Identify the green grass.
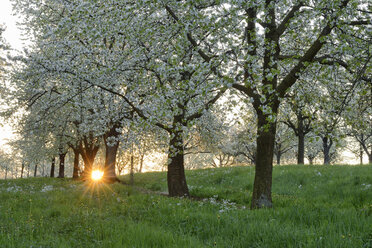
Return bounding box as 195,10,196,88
0,165,371,247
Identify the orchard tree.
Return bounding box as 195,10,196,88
158,0,370,207
281,81,317,164
274,122,296,165
344,84,372,164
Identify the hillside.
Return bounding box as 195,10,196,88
0,165,371,247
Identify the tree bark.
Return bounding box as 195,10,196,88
139,154,144,173
276,151,281,165
297,129,305,164
72,149,80,179
103,124,121,183
251,111,277,209
167,130,189,197
130,153,134,185
359,144,363,165
21,162,25,178
58,153,67,178
34,164,38,177
50,157,56,178
80,137,100,180
322,137,332,165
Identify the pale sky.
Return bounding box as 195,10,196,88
1,0,24,51
0,0,24,148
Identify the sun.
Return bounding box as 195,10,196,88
91,170,104,181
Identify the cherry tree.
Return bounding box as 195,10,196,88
11,0,371,207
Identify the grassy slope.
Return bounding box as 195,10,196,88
0,165,371,248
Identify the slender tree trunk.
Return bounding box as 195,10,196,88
27,164,30,178
130,153,134,185
72,149,80,179
251,110,277,209
296,113,306,165
139,154,144,173
21,162,25,178
34,164,38,177
5,166,8,180
167,130,189,197
359,144,363,165
50,157,56,178
58,153,67,178
369,153,372,165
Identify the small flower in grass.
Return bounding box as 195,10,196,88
41,185,53,192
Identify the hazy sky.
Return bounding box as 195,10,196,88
0,0,24,147
1,0,24,51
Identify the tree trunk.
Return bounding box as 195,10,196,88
251,111,277,209
139,154,144,173
369,153,372,165
80,142,99,180
103,125,121,183
276,152,281,165
58,153,67,178
130,154,134,185
309,157,314,165
359,144,363,165
21,162,25,178
167,130,189,197
72,149,80,179
296,113,306,165
322,137,332,165
27,164,30,177
50,157,56,178
5,166,8,180
34,164,38,177
297,132,305,165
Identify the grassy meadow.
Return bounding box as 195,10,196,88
0,165,371,247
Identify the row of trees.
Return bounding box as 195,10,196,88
0,0,370,209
